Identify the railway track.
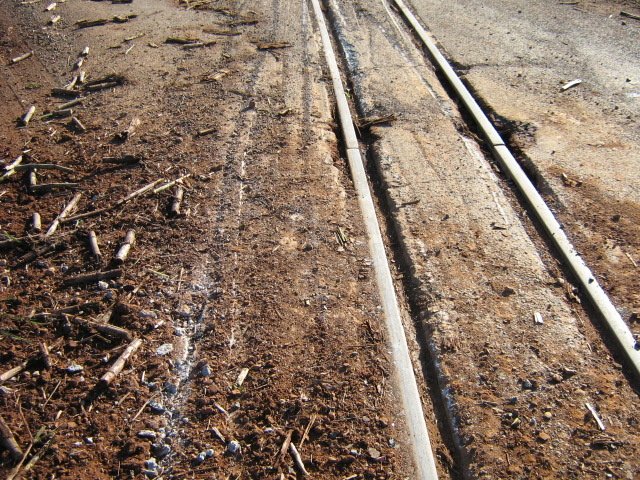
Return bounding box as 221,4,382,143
312,0,640,477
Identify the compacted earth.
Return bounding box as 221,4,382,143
0,0,638,479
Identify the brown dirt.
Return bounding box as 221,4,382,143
0,0,415,478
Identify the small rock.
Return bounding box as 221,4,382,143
175,304,192,319
144,457,158,470
501,287,516,297
163,382,178,395
550,373,563,384
156,343,174,356
84,437,94,445
152,443,171,459
148,401,166,414
367,447,381,460
543,411,553,420
66,364,84,374
138,430,157,440
226,440,241,455
139,310,158,319
97,281,109,290
388,438,397,448
205,448,214,458
521,379,534,390
193,452,207,465
199,363,212,377
538,431,551,443
103,290,114,301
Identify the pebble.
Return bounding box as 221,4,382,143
175,304,192,319
156,343,174,356
388,438,397,448
205,448,214,458
148,401,166,414
538,431,551,443
66,364,84,374
199,363,212,377
144,458,158,470
226,440,241,455
193,452,206,465
97,281,109,290
543,411,553,420
138,430,157,440
139,310,158,319
84,437,94,445
368,447,381,460
163,382,178,395
152,443,171,459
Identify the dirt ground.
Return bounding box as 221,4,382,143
0,0,638,479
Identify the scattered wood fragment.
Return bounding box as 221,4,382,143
152,174,190,194
13,163,74,174
49,15,61,25
201,69,229,82
0,414,23,462
45,2,57,11
45,192,81,237
289,443,309,476
41,108,74,120
170,186,184,216
34,302,101,319
0,362,27,383
30,182,79,194
585,403,606,431
98,338,142,388
236,367,249,387
124,44,135,55
63,268,122,287
124,33,145,42
57,97,84,110
71,116,86,132
256,41,292,50
102,154,141,165
14,242,65,269
278,430,293,463
28,169,37,190
299,413,316,449
51,87,80,98
165,36,201,45
620,11,640,21
113,230,135,265
4,155,24,172
39,343,51,370
85,82,118,92
88,230,102,261
71,316,132,341
182,41,216,49
76,15,136,29
31,212,41,232
561,79,582,92
19,106,36,127
10,51,33,64
113,116,140,142
202,27,240,36
358,114,397,128
84,74,126,88
228,18,258,27
196,127,215,136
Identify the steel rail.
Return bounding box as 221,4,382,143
393,0,640,380
310,0,440,477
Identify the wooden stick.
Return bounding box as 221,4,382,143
45,192,81,237
85,81,119,92
48,14,61,25
14,242,65,269
61,179,162,224
31,212,41,232
28,170,37,189
62,268,122,287
71,116,86,132
13,163,74,173
51,88,80,98
39,343,51,370
30,182,79,194
4,155,24,172
0,363,27,383
113,230,135,265
19,106,36,126
289,443,309,476
57,97,84,110
88,230,102,261
102,154,140,165
11,51,33,64
170,186,184,216
98,338,142,387
41,108,73,120
0,414,23,462
70,316,132,341
153,174,190,194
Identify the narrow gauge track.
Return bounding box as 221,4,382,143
313,0,640,478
